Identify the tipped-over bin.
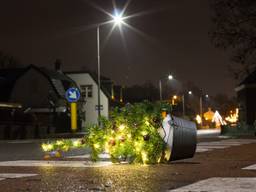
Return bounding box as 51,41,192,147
160,114,197,161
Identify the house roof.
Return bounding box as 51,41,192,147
0,65,78,101
33,65,77,97
239,70,256,86
65,70,113,82
38,67,73,82
235,69,256,92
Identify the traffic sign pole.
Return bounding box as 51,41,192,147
71,102,77,132
65,88,80,132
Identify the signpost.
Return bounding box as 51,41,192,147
95,105,103,111
65,88,80,132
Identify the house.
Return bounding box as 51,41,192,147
0,64,79,139
235,70,256,125
66,71,112,125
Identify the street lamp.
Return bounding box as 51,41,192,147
97,12,124,124
186,91,209,127
181,91,192,117
159,74,173,102
168,74,173,80
172,95,177,105
113,14,124,25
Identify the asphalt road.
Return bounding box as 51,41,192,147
0,134,256,191
0,139,89,161
0,129,221,161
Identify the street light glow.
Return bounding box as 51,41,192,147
113,14,124,25
188,91,192,95
168,74,173,80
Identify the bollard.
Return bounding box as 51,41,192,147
160,114,197,161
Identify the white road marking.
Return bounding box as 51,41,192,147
0,160,112,168
66,154,90,158
222,139,256,143
196,139,256,153
169,177,256,192
197,145,227,149
218,135,231,139
0,178,5,181
198,142,241,146
66,153,110,159
197,129,221,135
195,148,212,153
243,164,256,170
0,173,38,179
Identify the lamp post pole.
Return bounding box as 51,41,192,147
182,94,185,117
199,96,203,127
97,26,101,124
159,79,162,102
159,74,173,102
94,12,125,125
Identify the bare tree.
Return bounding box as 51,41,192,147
210,0,256,80
0,51,20,69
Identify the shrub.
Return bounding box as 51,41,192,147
221,121,256,136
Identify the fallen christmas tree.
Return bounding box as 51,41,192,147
85,102,166,164
41,101,197,164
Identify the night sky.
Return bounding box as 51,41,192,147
0,0,236,96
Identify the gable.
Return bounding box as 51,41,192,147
66,72,111,98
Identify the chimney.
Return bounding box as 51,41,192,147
54,59,62,72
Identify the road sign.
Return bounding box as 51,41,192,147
65,88,80,103
65,88,80,132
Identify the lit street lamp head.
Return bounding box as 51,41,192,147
111,9,125,26
113,14,124,25
168,74,173,80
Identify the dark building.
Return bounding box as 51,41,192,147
0,64,79,139
235,70,256,125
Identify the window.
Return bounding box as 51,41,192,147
80,85,93,99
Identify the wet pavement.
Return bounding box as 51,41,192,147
0,135,256,191
0,139,88,161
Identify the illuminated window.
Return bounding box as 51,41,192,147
80,85,93,98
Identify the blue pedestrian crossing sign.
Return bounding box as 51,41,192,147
65,88,80,103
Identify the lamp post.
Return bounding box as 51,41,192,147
96,13,124,124
199,95,203,126
188,91,208,127
182,90,192,117
182,94,185,117
199,93,209,127
159,74,173,102
97,26,101,122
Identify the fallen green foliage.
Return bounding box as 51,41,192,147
42,101,169,164
85,102,166,164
